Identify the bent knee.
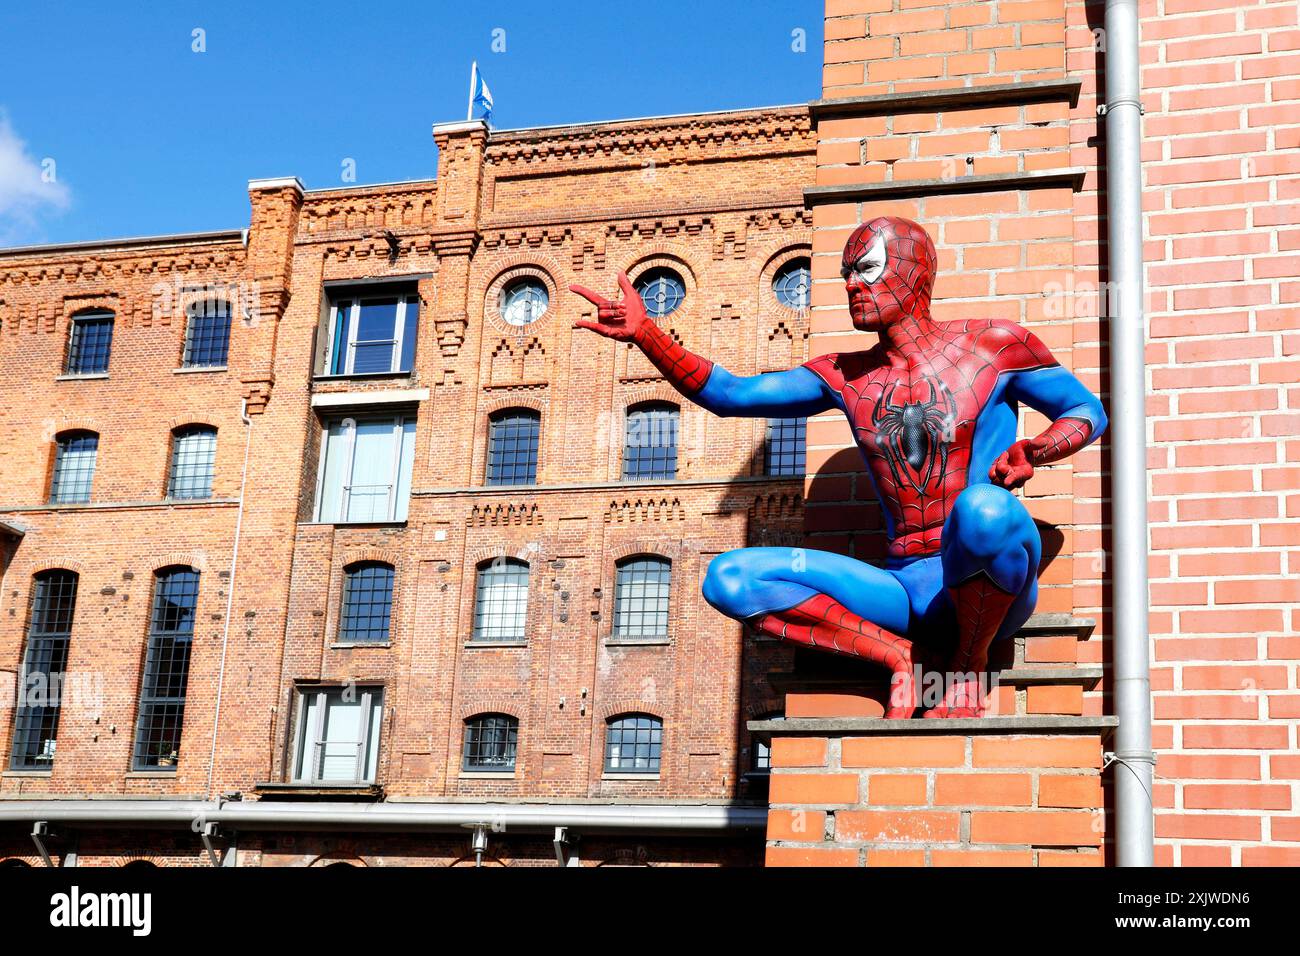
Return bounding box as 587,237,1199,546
947,485,1025,555
702,549,751,613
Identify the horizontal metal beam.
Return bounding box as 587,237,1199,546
0,800,768,836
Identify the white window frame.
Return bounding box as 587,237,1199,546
290,685,383,785
312,413,415,523
322,291,418,376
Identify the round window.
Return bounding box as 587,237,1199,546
773,259,811,309
500,278,549,327
635,268,686,318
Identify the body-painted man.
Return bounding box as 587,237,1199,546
570,217,1106,717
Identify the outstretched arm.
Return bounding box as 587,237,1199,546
570,273,836,418
990,364,1108,489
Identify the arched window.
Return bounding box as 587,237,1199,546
49,431,98,504
772,258,811,310
622,402,678,481
613,556,671,639
605,714,662,774
66,310,114,374
763,418,806,477
338,562,395,644
499,278,549,327
9,570,78,769
486,409,540,486
472,558,529,643
132,567,199,771
634,268,685,318
463,714,519,771
168,426,216,500
182,299,232,368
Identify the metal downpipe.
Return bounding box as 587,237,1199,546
1103,0,1155,867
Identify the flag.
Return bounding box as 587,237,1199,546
468,61,494,123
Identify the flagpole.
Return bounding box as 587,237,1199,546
466,60,477,121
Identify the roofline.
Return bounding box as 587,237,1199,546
0,229,247,259
303,177,436,196
488,101,810,137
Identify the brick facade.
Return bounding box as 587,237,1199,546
0,106,813,866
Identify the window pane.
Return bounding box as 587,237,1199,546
500,280,548,327
605,715,662,773
472,560,529,642
634,269,685,318
295,693,322,781
764,418,806,477
351,297,400,373
486,410,539,486
752,714,783,771
366,695,383,782
394,419,415,522
399,297,419,372
463,715,518,770
183,301,231,367
346,420,397,521
67,313,114,374
318,694,364,782
623,404,678,481
613,557,671,638
772,260,811,309
316,416,414,523
50,432,98,504
328,301,353,375
132,569,198,770
168,427,216,499
339,563,394,643
9,571,78,769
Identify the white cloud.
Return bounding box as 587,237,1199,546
0,111,71,245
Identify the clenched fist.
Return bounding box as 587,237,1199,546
989,435,1047,490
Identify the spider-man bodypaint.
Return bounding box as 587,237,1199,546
569,218,1107,717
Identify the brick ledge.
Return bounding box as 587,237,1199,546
748,715,1117,736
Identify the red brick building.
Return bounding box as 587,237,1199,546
1,0,1296,867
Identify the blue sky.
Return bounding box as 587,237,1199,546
0,1,821,247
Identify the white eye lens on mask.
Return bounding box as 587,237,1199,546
855,233,887,284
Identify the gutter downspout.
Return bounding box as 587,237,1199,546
205,398,253,800
1102,0,1155,867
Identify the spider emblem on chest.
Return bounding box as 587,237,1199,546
868,376,959,492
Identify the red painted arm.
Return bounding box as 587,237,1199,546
990,417,1095,490
570,271,714,396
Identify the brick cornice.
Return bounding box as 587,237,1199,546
803,167,1086,206
809,79,1083,124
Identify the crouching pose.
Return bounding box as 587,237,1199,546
570,217,1106,717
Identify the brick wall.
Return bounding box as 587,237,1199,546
1112,0,1299,867
815,0,1299,866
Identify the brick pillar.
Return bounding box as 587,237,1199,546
429,120,487,485
759,718,1108,866
243,176,305,414
756,614,1111,865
